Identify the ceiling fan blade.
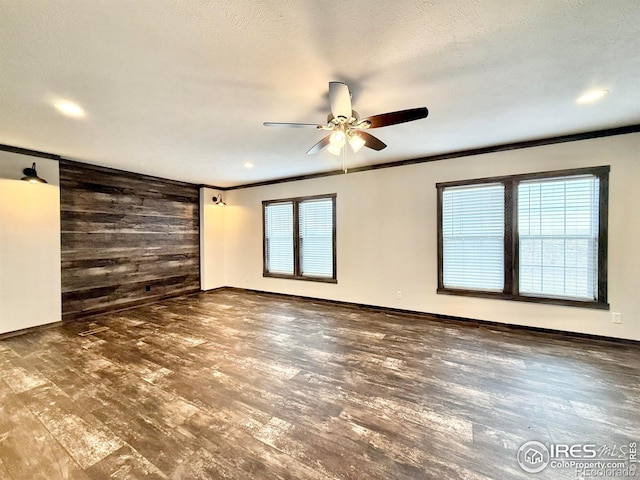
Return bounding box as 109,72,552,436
263,122,321,128
329,82,352,120
306,135,331,155
361,107,428,129
359,131,387,151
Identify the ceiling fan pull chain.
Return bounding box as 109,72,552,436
342,145,348,173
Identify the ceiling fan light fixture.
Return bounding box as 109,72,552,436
329,131,346,148
327,144,342,156
348,134,366,153
264,81,428,165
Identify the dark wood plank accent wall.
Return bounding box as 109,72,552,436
59,160,200,319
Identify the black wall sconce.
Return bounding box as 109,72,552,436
21,162,48,184
213,193,226,207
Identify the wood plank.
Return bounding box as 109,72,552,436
0,378,90,480
59,192,198,218
62,260,199,291
84,445,168,480
61,211,198,234
61,252,199,270
61,232,198,249
61,245,199,262
18,383,124,470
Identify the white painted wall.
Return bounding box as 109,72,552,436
200,188,226,290
202,133,640,341
0,152,62,334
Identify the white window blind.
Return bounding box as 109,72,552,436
264,202,294,275
299,198,333,277
442,183,505,291
518,175,599,300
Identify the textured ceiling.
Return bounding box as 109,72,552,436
1,1,639,187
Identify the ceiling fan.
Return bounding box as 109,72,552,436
264,82,429,157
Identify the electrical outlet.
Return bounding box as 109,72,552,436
611,312,622,324
396,290,403,300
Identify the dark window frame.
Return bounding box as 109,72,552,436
263,193,337,283
436,166,609,309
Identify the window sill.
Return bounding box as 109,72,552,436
437,288,609,310
264,273,337,284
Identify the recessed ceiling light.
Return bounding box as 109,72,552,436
244,162,254,169
576,89,609,104
54,100,85,118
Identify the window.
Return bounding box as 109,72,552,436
437,166,609,309
264,201,294,275
442,183,505,291
518,176,600,301
263,194,336,282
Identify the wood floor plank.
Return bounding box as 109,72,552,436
0,381,90,480
83,445,167,480
18,384,124,470
0,456,12,480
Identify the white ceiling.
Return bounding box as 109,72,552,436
1,1,639,187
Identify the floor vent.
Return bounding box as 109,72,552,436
78,326,110,337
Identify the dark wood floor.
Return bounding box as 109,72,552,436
0,290,638,479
